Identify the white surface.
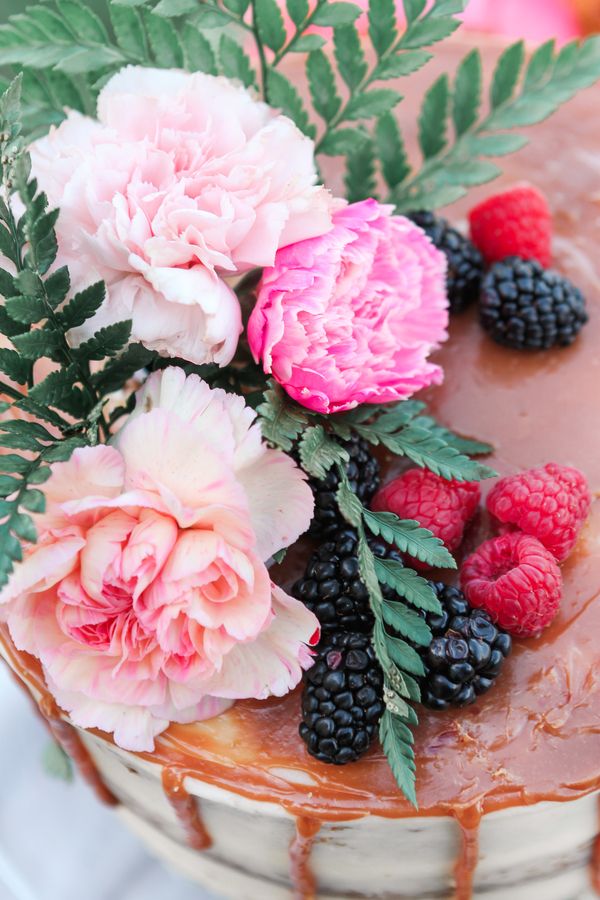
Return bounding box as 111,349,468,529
0,666,219,900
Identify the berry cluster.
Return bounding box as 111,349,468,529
418,583,512,710
412,184,588,351
296,529,399,764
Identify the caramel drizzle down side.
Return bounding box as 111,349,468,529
162,766,213,851
38,693,118,807
289,816,321,900
452,803,482,900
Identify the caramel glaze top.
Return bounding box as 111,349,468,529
2,40,600,821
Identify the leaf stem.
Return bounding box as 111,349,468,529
250,0,270,102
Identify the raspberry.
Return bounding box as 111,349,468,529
371,469,481,567
487,463,591,562
469,184,552,267
460,532,562,637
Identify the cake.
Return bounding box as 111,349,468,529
0,14,599,900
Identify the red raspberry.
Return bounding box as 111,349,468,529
461,532,562,637
371,469,480,567
468,183,552,267
486,463,591,562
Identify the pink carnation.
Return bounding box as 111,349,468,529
29,66,336,366
248,199,448,414
0,368,318,751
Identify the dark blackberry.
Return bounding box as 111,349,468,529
304,434,380,537
292,527,401,636
418,583,512,710
408,210,484,314
480,256,588,350
300,631,384,764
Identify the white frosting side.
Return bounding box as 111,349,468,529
81,727,598,899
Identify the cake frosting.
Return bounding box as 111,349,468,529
1,35,599,900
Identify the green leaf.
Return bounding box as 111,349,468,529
414,416,493,456
93,343,154,394
375,560,443,614
220,35,257,89
344,89,400,122
344,136,376,202
256,383,309,451
182,25,217,74
380,424,496,482
437,159,501,187
312,3,362,26
12,328,64,361
307,50,341,123
223,0,251,14
42,740,74,782
292,35,326,53
368,0,397,57
58,281,106,331
335,477,363,528
381,596,432,646
375,113,409,189
334,25,367,90
453,48,481,136
401,15,460,49
5,294,47,325
373,49,431,81
44,266,71,310
318,127,368,156
75,321,132,361
109,4,148,61
255,0,287,53
143,9,184,67
524,39,556,89
386,634,425,677
298,425,349,480
490,41,525,109
193,6,232,27
403,0,426,21
363,509,456,568
266,70,316,138
0,349,29,385
287,0,309,26
56,46,126,74
380,710,417,807
418,73,449,158
153,0,199,15
466,133,528,157
27,366,86,417
55,1,109,43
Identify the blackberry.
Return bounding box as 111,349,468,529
408,210,484,314
300,631,384,764
418,583,512,710
480,256,588,350
304,435,380,537
292,527,402,636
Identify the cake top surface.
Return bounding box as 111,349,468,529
1,35,599,820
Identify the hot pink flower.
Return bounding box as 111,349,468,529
0,368,318,751
248,199,448,414
29,66,336,366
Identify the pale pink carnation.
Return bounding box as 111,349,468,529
0,368,318,751
29,66,336,366
248,199,449,414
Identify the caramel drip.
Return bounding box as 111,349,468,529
452,805,482,900
289,816,321,900
162,767,212,851
591,795,600,896
38,694,118,807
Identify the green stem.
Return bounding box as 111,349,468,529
250,0,270,102
272,0,327,66
315,4,453,155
